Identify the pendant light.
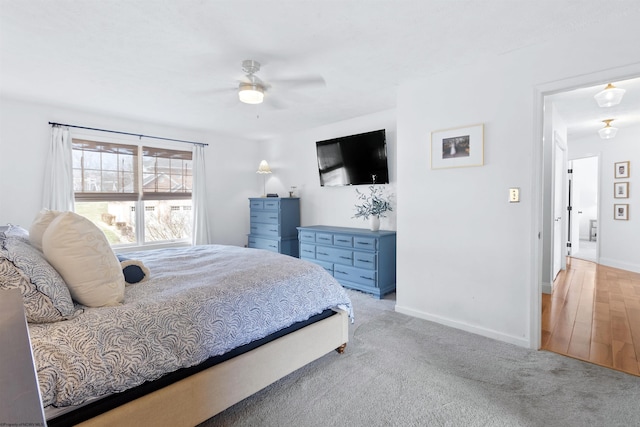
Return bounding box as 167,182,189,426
594,83,625,107
598,119,618,139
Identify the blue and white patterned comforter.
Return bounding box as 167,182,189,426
29,245,353,408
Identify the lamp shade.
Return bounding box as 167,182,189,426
598,119,618,139
239,83,264,104
594,83,625,108
256,160,272,174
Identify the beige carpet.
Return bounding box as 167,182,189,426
199,289,640,427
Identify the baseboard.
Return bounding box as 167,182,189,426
541,281,552,294
394,305,531,348
598,257,640,274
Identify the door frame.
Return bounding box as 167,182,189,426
530,63,640,350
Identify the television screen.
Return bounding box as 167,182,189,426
316,129,389,186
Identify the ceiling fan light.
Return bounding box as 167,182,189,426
598,119,618,139
594,83,625,107
238,83,264,104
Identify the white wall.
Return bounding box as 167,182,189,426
262,109,397,230
0,96,259,247
569,124,640,273
395,18,640,347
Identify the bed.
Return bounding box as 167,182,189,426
0,216,352,427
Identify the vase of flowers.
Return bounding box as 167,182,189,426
353,184,392,231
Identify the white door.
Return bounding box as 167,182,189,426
552,136,566,280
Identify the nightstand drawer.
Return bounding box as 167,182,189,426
334,265,377,286
354,236,377,251
354,251,376,270
333,234,353,247
300,243,316,258
316,246,352,265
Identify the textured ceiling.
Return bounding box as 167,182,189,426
1,1,639,141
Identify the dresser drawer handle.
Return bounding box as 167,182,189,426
357,242,372,246
318,252,329,256
303,249,313,254
269,229,278,232
335,270,347,274
269,216,278,220
357,259,373,263
337,239,349,243
269,244,278,248
339,256,352,260
360,275,374,281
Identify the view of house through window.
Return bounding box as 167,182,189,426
72,139,193,246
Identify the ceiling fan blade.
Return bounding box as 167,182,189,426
269,75,326,89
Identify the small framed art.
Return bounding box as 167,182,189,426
614,182,629,199
614,161,630,179
431,123,484,169
614,204,629,220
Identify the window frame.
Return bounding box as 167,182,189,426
71,135,193,249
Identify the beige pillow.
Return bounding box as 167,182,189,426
42,212,125,307
29,209,61,251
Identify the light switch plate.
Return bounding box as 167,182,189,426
509,188,520,203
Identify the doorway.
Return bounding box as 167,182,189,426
568,156,599,263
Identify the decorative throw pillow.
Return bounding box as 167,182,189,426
0,258,81,323
0,235,80,322
42,212,125,307
116,254,150,284
29,209,62,251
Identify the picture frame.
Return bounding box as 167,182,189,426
430,123,484,169
614,161,630,179
614,204,629,221
614,182,629,199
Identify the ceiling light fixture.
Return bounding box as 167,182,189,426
594,83,625,107
238,83,264,104
598,119,618,139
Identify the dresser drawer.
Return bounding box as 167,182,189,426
316,246,352,265
263,200,280,210
299,230,316,242
250,200,264,209
333,234,353,247
354,236,377,251
251,211,280,224
315,233,333,245
353,251,376,270
300,243,316,258
334,265,377,287
248,236,279,252
307,258,333,274
250,223,280,237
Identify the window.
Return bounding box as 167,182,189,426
72,139,193,246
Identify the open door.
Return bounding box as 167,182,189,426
552,133,567,280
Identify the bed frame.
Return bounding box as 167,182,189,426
64,308,349,426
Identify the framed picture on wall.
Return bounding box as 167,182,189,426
614,204,629,220
614,182,629,199
614,161,630,179
430,123,484,169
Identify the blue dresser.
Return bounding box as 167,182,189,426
248,198,300,257
297,225,396,298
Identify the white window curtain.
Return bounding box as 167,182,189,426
191,144,211,245
42,126,74,211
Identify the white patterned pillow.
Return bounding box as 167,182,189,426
0,234,80,323
42,212,125,307
29,209,62,251
0,258,81,323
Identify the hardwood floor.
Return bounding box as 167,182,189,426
541,257,640,376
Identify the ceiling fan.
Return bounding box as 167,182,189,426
235,59,325,106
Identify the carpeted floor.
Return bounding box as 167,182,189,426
199,290,640,427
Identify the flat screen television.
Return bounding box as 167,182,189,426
316,129,389,186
